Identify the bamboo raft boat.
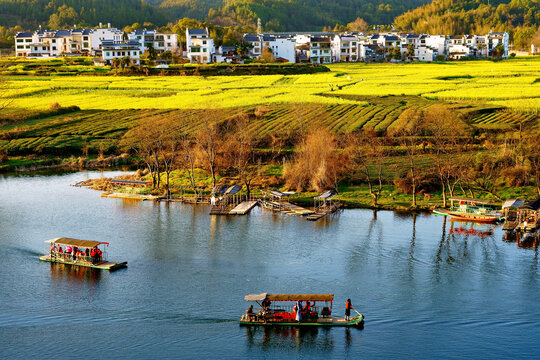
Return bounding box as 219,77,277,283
239,293,364,328
39,238,127,271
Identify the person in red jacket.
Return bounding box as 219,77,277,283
345,299,353,321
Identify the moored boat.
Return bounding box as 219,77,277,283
39,237,127,271
239,293,364,328
434,197,502,223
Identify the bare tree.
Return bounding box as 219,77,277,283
390,107,424,207
284,127,349,192
348,130,386,206
195,111,222,190
227,113,257,198
423,104,470,207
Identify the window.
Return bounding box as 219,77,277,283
83,36,88,40
83,42,88,48
167,35,170,39
26,39,31,42
17,39,23,43
202,40,206,45
133,51,138,56
203,48,207,52
312,50,318,55
52,46,56,50
158,42,164,47
52,39,56,43
17,45,23,49
106,52,110,57
42,46,46,50
137,36,141,40
167,43,171,47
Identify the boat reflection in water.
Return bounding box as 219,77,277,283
245,326,338,351
48,262,103,284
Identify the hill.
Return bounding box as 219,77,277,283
0,0,431,31
394,0,539,42
0,0,167,28
159,0,431,31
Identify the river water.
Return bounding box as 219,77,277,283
0,171,539,359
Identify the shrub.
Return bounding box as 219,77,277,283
49,102,61,110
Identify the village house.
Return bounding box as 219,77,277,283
96,40,141,66
309,36,332,64
90,25,123,54
128,29,178,54
331,34,358,62
186,28,214,63
261,35,296,63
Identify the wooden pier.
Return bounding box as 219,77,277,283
229,201,258,215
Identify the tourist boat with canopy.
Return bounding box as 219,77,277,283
39,237,127,271
433,197,502,223
239,293,364,327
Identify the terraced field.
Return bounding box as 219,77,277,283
1,101,537,155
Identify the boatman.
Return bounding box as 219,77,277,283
345,299,353,321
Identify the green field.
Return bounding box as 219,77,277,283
0,57,539,156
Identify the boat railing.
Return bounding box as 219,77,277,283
453,204,499,215
49,252,107,264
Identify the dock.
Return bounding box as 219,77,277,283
39,255,127,271
259,200,314,216
306,203,342,221
229,201,258,215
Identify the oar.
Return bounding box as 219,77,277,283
353,308,362,317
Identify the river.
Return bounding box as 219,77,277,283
0,171,539,359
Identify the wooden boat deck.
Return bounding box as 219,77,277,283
39,255,127,271
101,192,157,201
229,201,258,215
240,315,364,327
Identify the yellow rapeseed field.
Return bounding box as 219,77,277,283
2,57,539,113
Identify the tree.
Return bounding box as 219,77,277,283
407,43,415,59
389,107,424,207
347,18,369,32
146,44,157,61
261,47,274,62
195,112,223,190
224,114,257,197
234,41,253,59
423,104,470,207
348,130,386,206
391,46,402,61
284,128,349,192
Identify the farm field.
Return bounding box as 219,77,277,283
0,57,538,157
1,57,539,112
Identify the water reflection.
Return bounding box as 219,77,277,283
48,262,103,284
245,326,340,352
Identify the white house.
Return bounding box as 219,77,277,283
487,31,509,58
243,33,261,58
128,29,179,54
309,36,332,64
186,28,214,63
90,26,123,54
99,40,140,66
15,32,35,57
331,34,358,62
417,45,438,61
261,35,296,63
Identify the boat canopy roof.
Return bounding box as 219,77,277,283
520,199,540,211
450,197,494,205
315,190,337,200
45,237,109,248
244,293,334,302
502,198,526,209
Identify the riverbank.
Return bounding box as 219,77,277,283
73,171,537,212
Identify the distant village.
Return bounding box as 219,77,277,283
15,22,510,66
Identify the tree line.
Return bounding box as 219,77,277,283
119,104,540,206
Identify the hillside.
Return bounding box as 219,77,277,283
394,0,539,36
0,0,167,28
159,0,431,31
0,0,430,31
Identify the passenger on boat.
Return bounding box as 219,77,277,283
345,299,353,321
295,301,303,322
245,305,256,322
72,247,78,261
90,248,96,264
262,298,271,310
